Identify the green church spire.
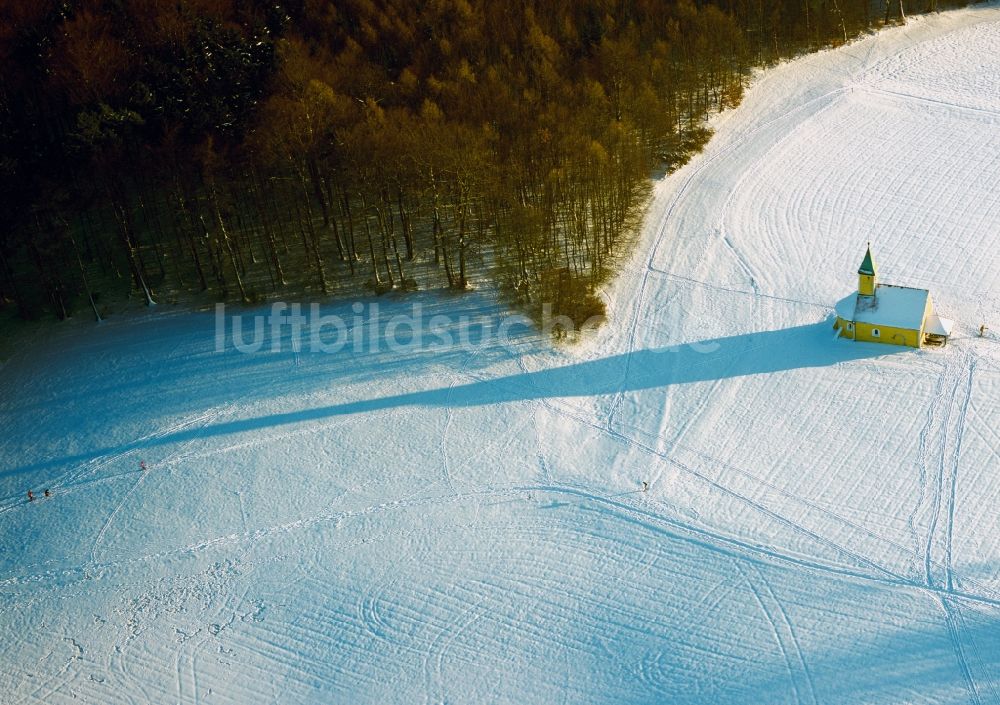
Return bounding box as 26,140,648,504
858,244,876,275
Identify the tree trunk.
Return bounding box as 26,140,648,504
134,189,166,279
360,193,381,284
456,193,468,289
341,184,359,266
198,213,226,290
430,173,443,266
831,0,848,43
28,235,68,320
310,162,347,261
441,232,454,288
296,169,329,294
378,189,405,284
69,229,101,321
253,188,286,287
111,198,156,306
229,182,256,267
211,185,248,301
176,185,208,291
307,156,330,227
397,187,414,260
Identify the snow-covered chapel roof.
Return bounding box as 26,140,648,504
846,284,929,330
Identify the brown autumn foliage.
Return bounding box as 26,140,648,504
0,0,954,329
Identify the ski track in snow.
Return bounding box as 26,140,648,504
940,596,983,705
944,357,977,593
3,6,1000,704
735,561,817,705
473,353,1000,606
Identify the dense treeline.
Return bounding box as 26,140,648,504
0,0,969,325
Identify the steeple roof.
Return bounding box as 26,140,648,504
858,245,876,275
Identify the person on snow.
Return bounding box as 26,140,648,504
140,460,147,472
27,490,34,502
44,489,51,498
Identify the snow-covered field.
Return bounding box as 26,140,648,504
4,6,1000,703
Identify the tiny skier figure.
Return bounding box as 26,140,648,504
44,489,51,498
27,490,34,502
139,460,147,472
980,324,988,338
641,481,649,493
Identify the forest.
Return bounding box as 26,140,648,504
0,0,968,327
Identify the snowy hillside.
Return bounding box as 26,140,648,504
3,5,1000,704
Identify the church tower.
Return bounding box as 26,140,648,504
858,244,877,297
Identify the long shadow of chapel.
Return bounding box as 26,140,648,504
7,321,899,478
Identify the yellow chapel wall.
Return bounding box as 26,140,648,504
835,317,856,340
854,321,920,348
